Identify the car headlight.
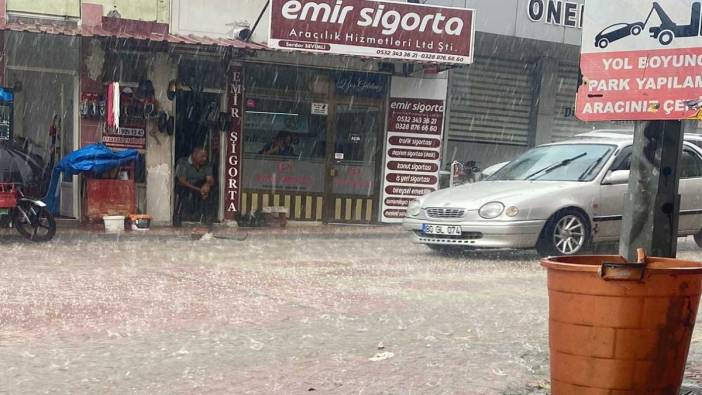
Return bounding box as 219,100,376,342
479,202,505,219
407,199,422,216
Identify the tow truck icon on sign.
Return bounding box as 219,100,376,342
595,2,701,48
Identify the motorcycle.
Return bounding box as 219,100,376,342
0,183,56,242
449,160,482,187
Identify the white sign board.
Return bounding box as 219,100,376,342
577,0,702,121
312,102,329,115
381,76,447,223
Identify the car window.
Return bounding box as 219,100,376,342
680,150,702,179
609,146,632,171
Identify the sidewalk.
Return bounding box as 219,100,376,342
48,222,407,242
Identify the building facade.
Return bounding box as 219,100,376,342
172,0,460,224
0,0,262,224
0,0,657,226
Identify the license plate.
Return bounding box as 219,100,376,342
422,224,462,236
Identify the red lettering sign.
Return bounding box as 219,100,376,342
269,0,475,65
576,1,702,121
224,65,244,220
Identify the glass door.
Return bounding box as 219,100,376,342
325,103,382,223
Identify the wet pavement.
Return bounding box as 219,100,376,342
1,227,702,394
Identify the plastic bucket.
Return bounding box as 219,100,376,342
541,251,702,394
103,215,125,234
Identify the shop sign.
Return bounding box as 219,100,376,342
577,0,702,121
527,0,584,29
103,125,146,150
311,102,328,115
225,66,244,220
335,72,386,98
381,76,447,223
269,0,475,65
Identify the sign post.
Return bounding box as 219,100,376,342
577,0,702,259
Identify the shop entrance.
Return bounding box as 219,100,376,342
241,64,386,224
325,101,383,224
174,91,222,224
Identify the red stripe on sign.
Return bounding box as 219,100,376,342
577,48,702,121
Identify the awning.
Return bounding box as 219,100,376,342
0,17,266,51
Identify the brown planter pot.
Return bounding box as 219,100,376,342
541,251,702,394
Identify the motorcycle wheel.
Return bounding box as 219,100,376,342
14,201,56,242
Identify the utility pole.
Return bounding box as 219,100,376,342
619,120,692,261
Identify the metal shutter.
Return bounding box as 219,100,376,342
552,63,595,142
448,57,535,146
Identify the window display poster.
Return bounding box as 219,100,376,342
381,76,447,223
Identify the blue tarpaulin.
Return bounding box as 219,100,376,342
44,144,139,215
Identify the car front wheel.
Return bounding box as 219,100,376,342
536,209,591,257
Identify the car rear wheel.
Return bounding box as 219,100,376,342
536,209,591,257
631,25,642,35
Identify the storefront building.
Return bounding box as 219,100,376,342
172,0,471,224
0,0,263,225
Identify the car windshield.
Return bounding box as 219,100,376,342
487,144,615,182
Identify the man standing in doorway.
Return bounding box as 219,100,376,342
174,146,215,227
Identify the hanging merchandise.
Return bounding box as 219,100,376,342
105,82,120,130
120,87,135,121
157,111,174,136
137,80,157,119
48,115,61,170
167,80,177,101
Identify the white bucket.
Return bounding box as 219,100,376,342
103,215,126,234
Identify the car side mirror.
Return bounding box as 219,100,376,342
603,170,630,185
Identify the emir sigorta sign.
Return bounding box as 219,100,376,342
269,0,475,65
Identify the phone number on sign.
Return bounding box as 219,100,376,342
375,50,465,63
394,122,440,133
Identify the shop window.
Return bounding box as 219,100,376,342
334,106,379,163
242,97,327,194
6,32,79,72
244,98,326,160
245,64,326,99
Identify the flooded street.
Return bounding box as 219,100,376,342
1,228,702,394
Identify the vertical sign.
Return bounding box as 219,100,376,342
381,76,447,223
225,65,244,220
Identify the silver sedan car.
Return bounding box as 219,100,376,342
403,132,702,256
